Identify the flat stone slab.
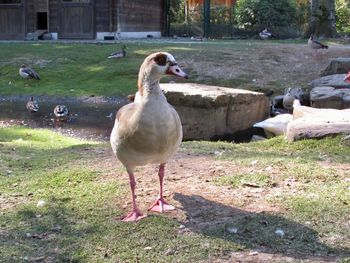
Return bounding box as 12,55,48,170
310,86,350,109
321,57,350,76
160,83,270,140
309,74,350,89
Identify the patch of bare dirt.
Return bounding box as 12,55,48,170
180,42,350,93
102,149,345,262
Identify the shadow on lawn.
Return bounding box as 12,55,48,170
174,193,350,261
0,197,95,262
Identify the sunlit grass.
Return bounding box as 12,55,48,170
1,126,350,261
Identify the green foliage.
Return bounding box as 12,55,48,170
295,0,310,33
336,0,350,33
233,0,298,32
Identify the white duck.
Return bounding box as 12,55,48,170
253,114,293,136
259,28,272,40
110,52,188,221
19,64,40,80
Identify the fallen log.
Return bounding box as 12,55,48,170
286,100,350,141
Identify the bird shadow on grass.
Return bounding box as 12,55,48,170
173,193,350,261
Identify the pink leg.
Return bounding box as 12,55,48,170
123,170,147,222
148,164,175,213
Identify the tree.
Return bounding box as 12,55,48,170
307,0,337,37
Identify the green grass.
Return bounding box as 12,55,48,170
1,127,350,262
0,127,244,263
0,40,312,97
0,43,186,96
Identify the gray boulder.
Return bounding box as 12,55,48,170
321,58,350,76
160,83,270,140
310,86,350,109
309,74,350,89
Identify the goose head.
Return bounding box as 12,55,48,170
138,52,188,87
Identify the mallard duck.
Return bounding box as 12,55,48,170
19,64,40,80
110,52,188,221
53,105,69,121
26,96,39,112
108,45,127,59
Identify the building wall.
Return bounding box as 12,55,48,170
0,0,164,40
118,0,162,32
49,0,58,32
95,0,110,32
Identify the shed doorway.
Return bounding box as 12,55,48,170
34,0,49,31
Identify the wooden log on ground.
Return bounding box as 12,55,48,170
286,101,350,141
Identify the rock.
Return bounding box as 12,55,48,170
310,86,350,109
321,58,350,76
25,32,38,41
41,32,53,40
309,74,350,89
160,83,270,140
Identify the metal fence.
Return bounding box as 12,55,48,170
167,0,236,39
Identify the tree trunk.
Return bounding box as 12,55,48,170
306,0,337,37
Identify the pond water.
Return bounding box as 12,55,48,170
0,96,128,141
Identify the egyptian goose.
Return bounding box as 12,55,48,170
344,71,350,83
110,52,188,221
108,45,127,59
26,96,39,112
53,105,69,122
308,34,328,55
19,64,40,80
259,28,272,40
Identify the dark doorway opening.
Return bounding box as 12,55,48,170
37,12,48,30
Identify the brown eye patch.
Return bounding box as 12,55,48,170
154,53,167,66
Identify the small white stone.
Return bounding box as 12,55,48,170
250,160,258,165
214,151,224,156
226,226,238,234
275,228,285,237
37,200,46,207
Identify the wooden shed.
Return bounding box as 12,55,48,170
0,0,164,40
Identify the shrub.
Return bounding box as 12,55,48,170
336,0,350,34
233,0,298,35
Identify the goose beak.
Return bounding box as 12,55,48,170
166,63,188,79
